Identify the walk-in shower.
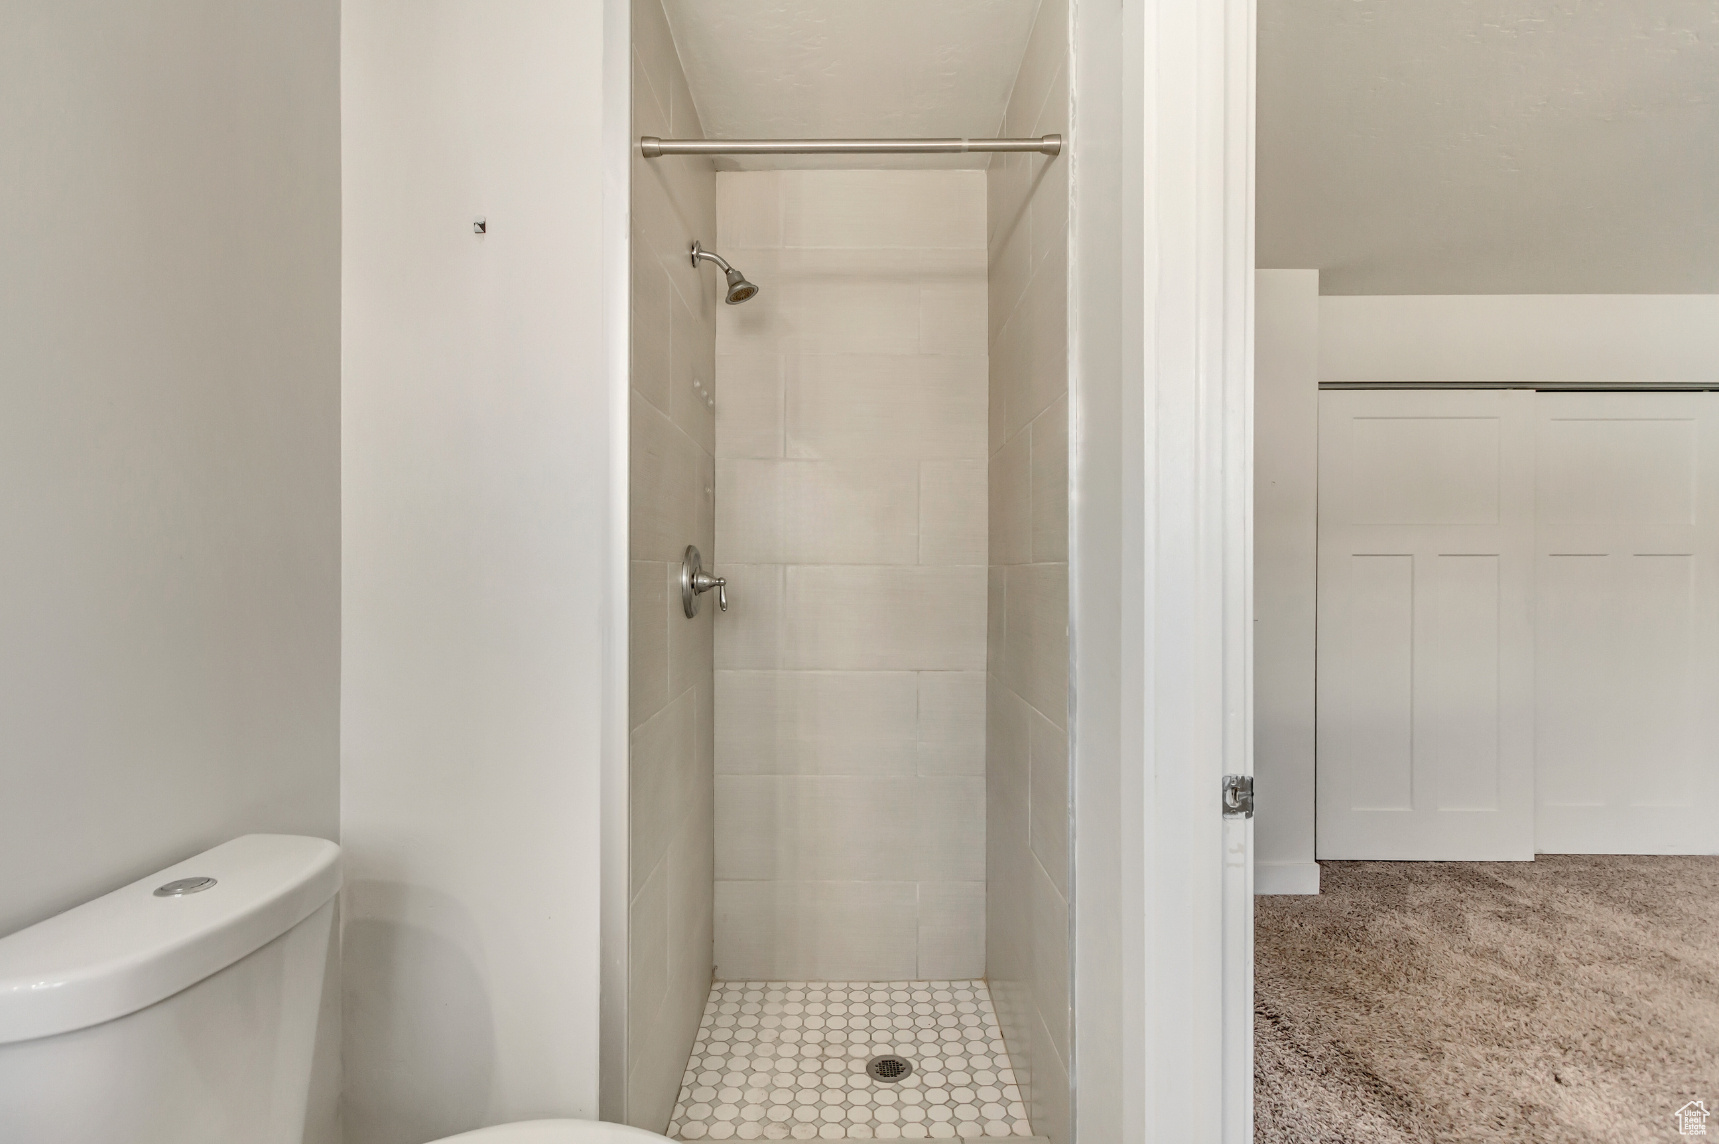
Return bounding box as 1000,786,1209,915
629,0,1072,1138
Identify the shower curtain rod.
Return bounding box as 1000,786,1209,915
640,134,1062,158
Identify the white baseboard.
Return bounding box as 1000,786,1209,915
1254,861,1320,895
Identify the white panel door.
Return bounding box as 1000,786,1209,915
1534,393,1719,854
1317,390,1535,859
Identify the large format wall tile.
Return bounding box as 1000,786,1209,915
715,774,983,887
717,458,920,565
715,880,919,981
665,808,715,999
714,171,989,984
670,287,716,455
666,563,713,699
990,429,1032,565
1029,1003,1071,1144
1029,702,1070,896
1027,59,1071,273
713,354,782,460
632,821,713,1130
1030,394,1070,563
627,0,716,1129
779,170,986,251
631,687,700,898
632,248,674,415
921,281,990,356
1003,0,1066,141
995,242,1069,442
1003,562,1069,727
986,1,1071,1139
716,172,782,249
784,565,986,671
713,668,989,780
631,560,669,727
631,391,713,564
765,245,988,279
917,881,987,979
715,669,919,776
1031,859,1071,1065
716,775,920,882
917,671,987,775
711,563,783,669
920,460,988,564
786,355,988,460
916,777,986,881
718,278,924,357
628,855,668,1064
987,566,1007,677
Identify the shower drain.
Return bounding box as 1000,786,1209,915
865,1054,913,1083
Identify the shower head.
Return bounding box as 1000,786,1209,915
721,268,760,305
691,241,760,305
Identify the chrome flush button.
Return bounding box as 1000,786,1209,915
154,876,217,897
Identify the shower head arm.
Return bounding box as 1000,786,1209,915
690,241,732,274
689,241,760,305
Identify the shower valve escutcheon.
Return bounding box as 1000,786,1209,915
681,546,727,617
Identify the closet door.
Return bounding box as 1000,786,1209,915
1316,390,1535,859
1534,392,1719,854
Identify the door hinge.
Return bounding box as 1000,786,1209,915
1222,774,1254,818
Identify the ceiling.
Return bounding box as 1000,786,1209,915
659,0,1044,168
1258,0,1719,294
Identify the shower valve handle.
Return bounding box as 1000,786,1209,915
692,570,727,612
680,546,727,617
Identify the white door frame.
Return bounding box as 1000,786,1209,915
1070,0,1254,1140
600,0,635,1121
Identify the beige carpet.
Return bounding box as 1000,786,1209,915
1255,857,1719,1144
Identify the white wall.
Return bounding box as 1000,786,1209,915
1321,295,1719,385
2,10,341,1140
1258,0,1719,295
340,2,615,1140
711,169,990,982
1252,272,1320,894
0,1,340,933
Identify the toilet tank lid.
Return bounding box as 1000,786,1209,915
0,834,341,1045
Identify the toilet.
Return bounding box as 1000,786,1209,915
0,835,670,1144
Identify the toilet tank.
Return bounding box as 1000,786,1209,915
0,834,341,1144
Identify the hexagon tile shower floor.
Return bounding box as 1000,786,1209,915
668,980,1039,1140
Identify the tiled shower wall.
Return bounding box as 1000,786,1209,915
986,0,1073,1139
628,0,717,1129
712,170,990,983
